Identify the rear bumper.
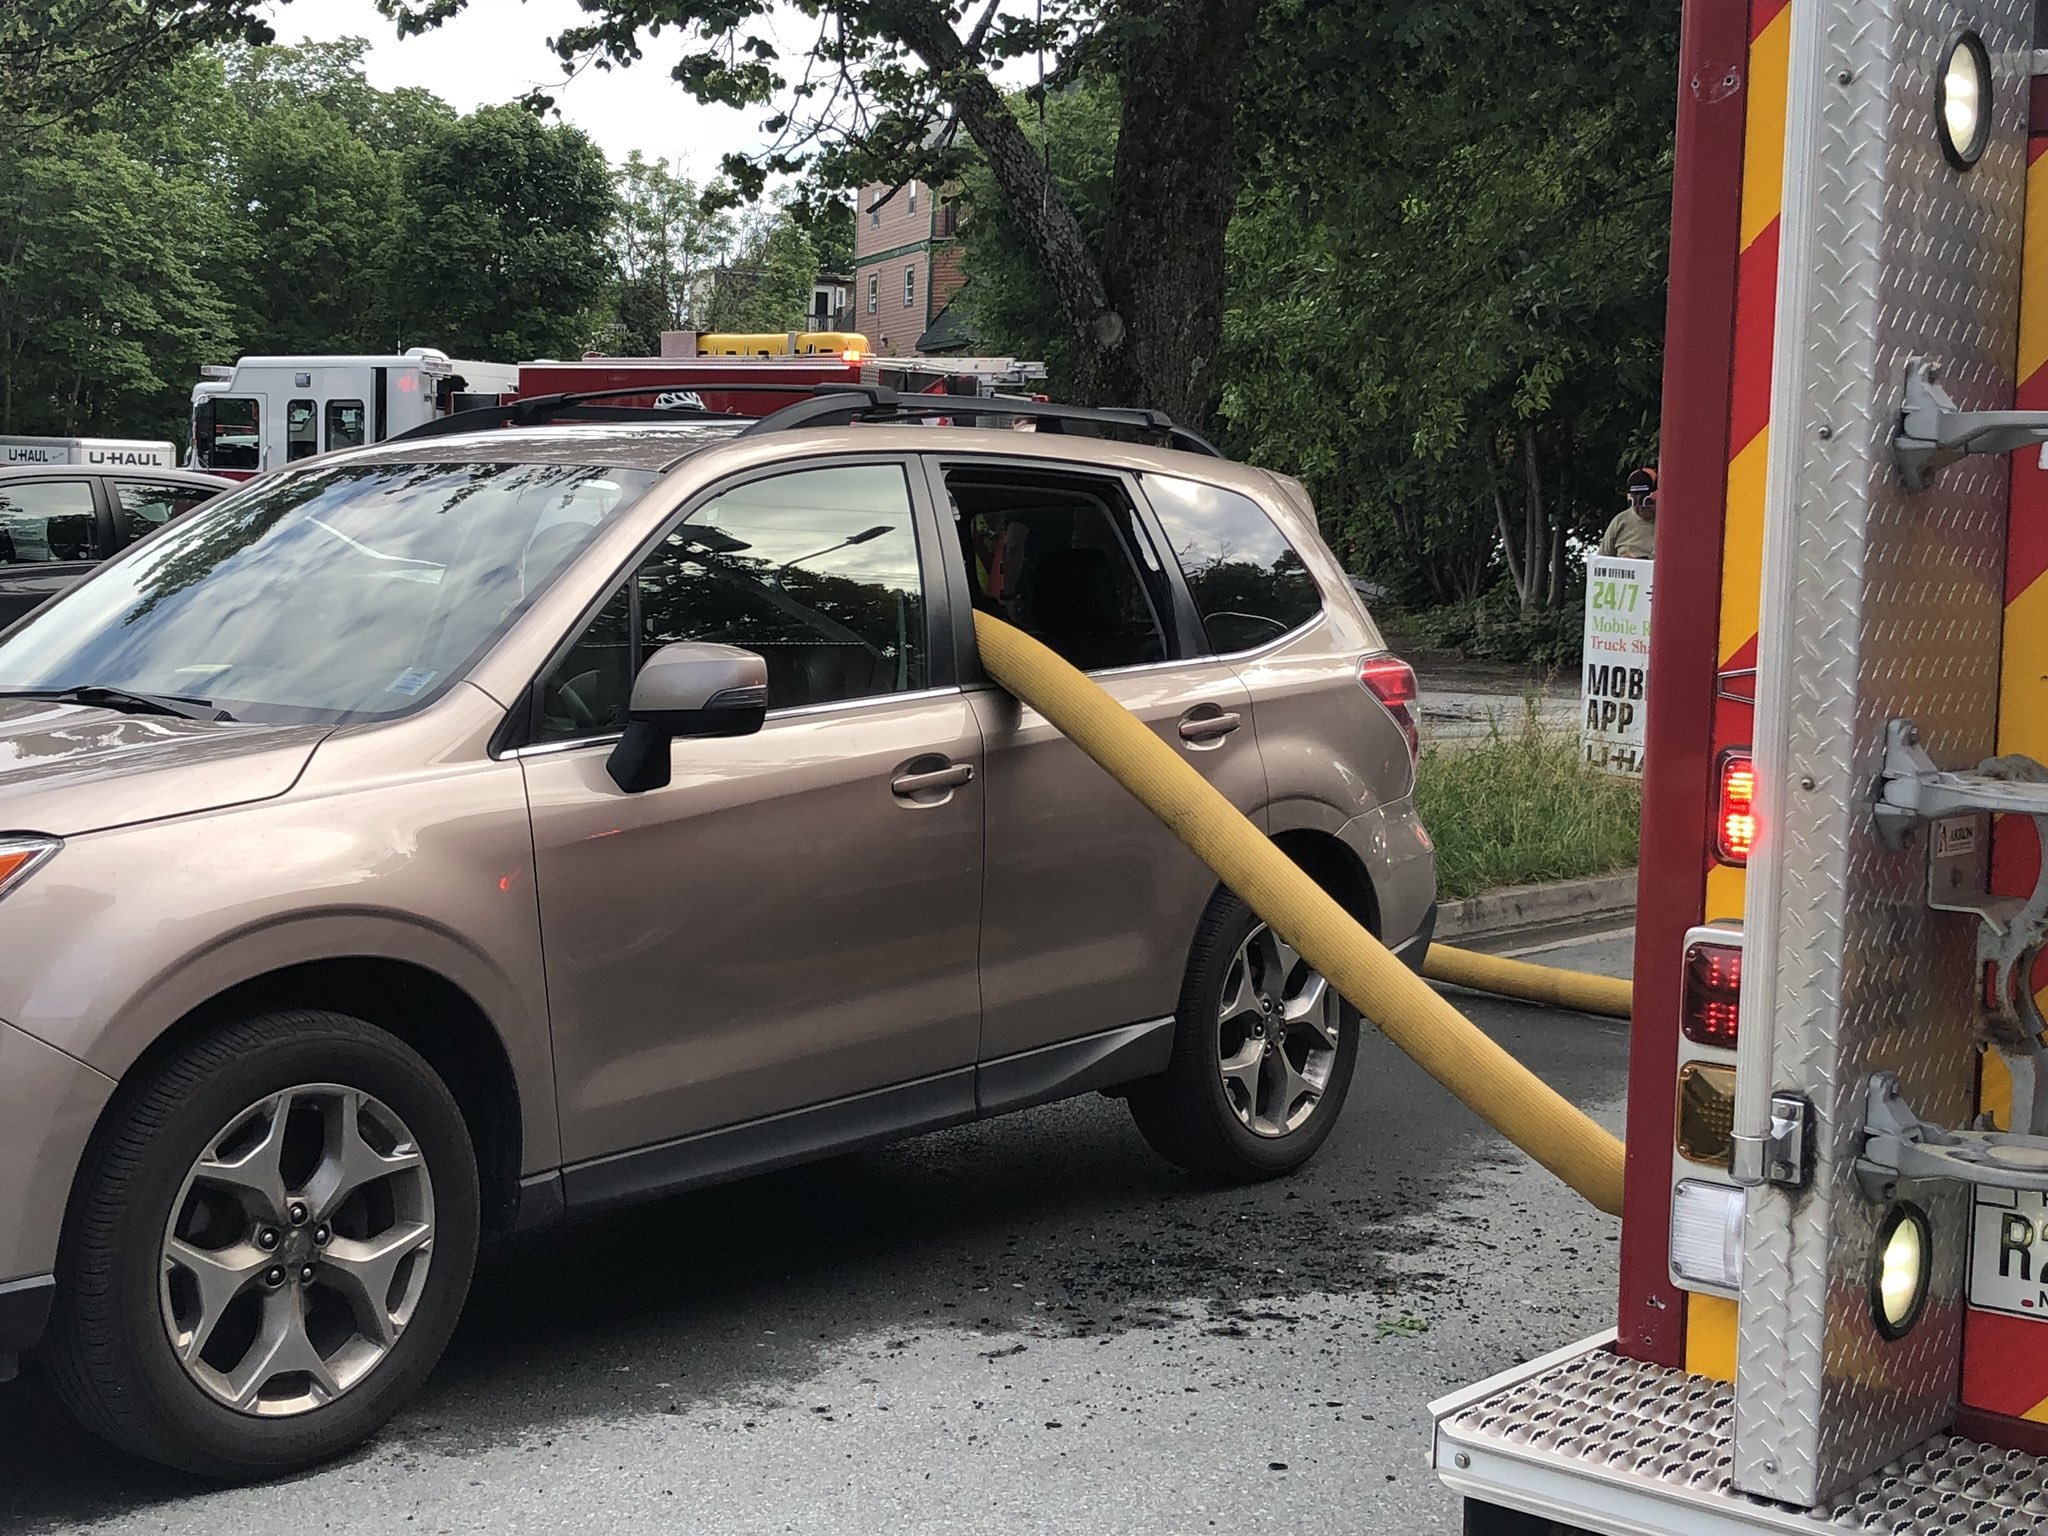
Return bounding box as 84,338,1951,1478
1391,901,1436,973
1432,1332,2048,1534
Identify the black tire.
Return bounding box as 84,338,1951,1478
41,1009,480,1479
1126,889,1359,1179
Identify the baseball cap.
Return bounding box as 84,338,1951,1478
1626,467,1658,496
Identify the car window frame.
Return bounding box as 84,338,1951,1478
1127,470,1328,661
918,452,1205,682
0,473,117,570
501,452,961,755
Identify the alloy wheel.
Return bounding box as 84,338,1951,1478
1215,923,1342,1137
158,1084,436,1417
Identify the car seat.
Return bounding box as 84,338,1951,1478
44,516,95,563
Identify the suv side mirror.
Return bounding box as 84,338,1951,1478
605,642,769,793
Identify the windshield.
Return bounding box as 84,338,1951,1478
0,459,658,725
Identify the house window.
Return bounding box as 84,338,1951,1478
868,188,880,228
904,266,916,307
868,273,879,313
908,181,918,216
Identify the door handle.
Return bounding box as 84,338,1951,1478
891,761,975,796
1178,710,1242,743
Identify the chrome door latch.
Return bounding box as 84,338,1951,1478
1734,1092,1815,1190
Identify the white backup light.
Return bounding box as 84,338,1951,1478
1938,30,1991,169
1873,1203,1933,1339
1670,1181,1746,1292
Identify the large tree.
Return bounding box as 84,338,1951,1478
376,0,1264,424
393,104,621,359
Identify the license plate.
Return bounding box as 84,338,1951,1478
1972,1188,2048,1318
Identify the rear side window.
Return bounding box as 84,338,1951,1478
286,399,318,461
0,479,100,566
113,480,218,541
1145,474,1322,654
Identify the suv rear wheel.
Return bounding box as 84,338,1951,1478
1127,890,1359,1179
42,1009,479,1478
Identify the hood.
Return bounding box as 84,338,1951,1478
0,699,330,837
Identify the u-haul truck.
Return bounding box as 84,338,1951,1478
0,437,177,470
188,348,518,478
1434,0,2048,1530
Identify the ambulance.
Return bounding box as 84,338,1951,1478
1434,0,2048,1529
187,349,519,478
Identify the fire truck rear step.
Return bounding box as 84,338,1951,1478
1432,1333,2048,1535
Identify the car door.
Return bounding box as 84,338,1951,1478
0,475,110,624
517,458,986,1174
108,477,223,551
936,456,1270,1065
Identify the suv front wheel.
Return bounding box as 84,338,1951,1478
1127,890,1360,1179
42,1009,480,1478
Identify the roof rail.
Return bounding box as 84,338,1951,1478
741,387,1222,456
384,383,828,444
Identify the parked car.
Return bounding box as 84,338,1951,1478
0,401,1435,1477
0,466,233,626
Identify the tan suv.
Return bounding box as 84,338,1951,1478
0,397,1435,1477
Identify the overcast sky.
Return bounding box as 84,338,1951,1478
268,0,788,175
268,0,1040,178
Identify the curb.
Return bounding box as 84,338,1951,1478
1434,869,1638,943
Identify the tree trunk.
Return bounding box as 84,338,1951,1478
1095,0,1264,422
890,0,1262,425
1493,476,1526,601
1521,424,1547,613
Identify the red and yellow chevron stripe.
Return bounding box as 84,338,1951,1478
1683,0,1788,1385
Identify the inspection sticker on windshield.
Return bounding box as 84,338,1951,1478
1971,1186,2048,1318
387,667,439,697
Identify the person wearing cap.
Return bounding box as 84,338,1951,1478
1599,468,1659,559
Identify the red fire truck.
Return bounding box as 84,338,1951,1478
1433,1,2048,1530
188,339,1048,476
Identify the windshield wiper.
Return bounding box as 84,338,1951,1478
0,686,236,723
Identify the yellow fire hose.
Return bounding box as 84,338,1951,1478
1423,945,1633,1020
974,612,1627,1217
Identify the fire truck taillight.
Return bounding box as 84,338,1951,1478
1681,939,1742,1048
1359,656,1419,762
1669,1181,1745,1292
1714,749,1755,864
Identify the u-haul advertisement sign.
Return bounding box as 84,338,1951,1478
1582,556,1653,777
0,436,176,469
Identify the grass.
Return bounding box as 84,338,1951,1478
1414,698,1642,902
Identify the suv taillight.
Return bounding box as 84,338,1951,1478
1682,937,1743,1048
1715,749,1755,865
1359,656,1419,761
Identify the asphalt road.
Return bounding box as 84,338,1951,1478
0,927,1633,1536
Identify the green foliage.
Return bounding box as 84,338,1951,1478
957,78,1121,396
397,105,621,360
698,209,821,334
1396,591,1587,668
1414,702,1641,901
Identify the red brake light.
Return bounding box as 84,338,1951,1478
1715,749,1755,865
1682,939,1743,1048
1359,656,1420,761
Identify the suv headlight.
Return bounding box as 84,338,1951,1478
0,837,59,900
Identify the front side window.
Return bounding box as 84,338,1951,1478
194,397,260,471
1144,474,1323,653
327,400,366,451
0,460,657,724
0,480,100,566
950,468,1170,673
286,399,318,461
537,464,925,742
113,480,219,542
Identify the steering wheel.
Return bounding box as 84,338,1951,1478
546,670,604,731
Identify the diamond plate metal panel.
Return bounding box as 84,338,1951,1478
1731,0,2032,1507
1436,1343,2048,1533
